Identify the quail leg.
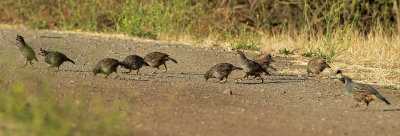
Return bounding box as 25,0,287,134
136,69,140,75
21,60,28,68
29,61,34,67
163,64,168,73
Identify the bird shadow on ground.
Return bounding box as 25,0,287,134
235,80,303,85
118,77,149,82
383,109,400,112
178,72,204,76
63,69,91,73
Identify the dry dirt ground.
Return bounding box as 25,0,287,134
1,26,400,136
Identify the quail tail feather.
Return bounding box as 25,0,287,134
166,57,177,63
66,57,75,64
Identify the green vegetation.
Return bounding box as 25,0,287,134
1,0,399,53
278,48,296,55
0,71,133,136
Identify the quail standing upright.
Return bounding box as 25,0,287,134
93,58,122,78
39,48,75,71
336,70,391,110
307,57,331,78
204,63,243,83
144,52,177,74
120,55,149,74
252,52,277,72
236,51,270,83
15,34,38,68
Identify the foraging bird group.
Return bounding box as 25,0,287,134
12,34,392,111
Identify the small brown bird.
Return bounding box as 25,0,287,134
236,51,270,83
204,63,243,83
307,57,331,78
144,52,177,73
336,70,391,110
15,34,38,68
120,55,149,74
39,48,75,71
93,58,122,78
252,52,277,72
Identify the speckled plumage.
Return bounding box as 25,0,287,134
337,70,390,110
204,63,243,83
252,52,277,72
144,52,177,73
16,35,38,68
237,51,270,83
93,58,121,78
307,58,331,78
39,48,75,71
120,55,149,74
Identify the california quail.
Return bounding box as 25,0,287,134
93,58,122,78
336,70,391,110
120,55,149,74
39,48,75,71
204,63,243,83
236,51,270,83
144,52,177,73
307,57,331,78
252,52,277,72
15,34,38,68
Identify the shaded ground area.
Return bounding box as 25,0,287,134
1,26,399,136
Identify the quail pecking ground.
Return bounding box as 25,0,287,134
307,57,331,78
204,63,243,83
15,34,38,68
252,52,277,72
39,48,75,71
144,52,177,74
93,58,122,78
120,55,149,74
236,51,270,83
336,70,391,110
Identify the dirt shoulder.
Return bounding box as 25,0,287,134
1,26,399,136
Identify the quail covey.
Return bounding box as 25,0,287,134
252,52,277,72
236,51,270,83
120,55,149,74
204,63,243,83
16,34,38,68
144,52,177,73
307,57,331,78
39,48,75,71
336,70,390,110
93,58,122,78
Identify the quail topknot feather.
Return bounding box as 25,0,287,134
39,48,75,71
336,70,391,110
307,57,331,78
236,51,270,83
15,34,38,68
204,63,243,83
144,52,177,74
252,52,277,72
93,58,122,78
120,55,149,74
